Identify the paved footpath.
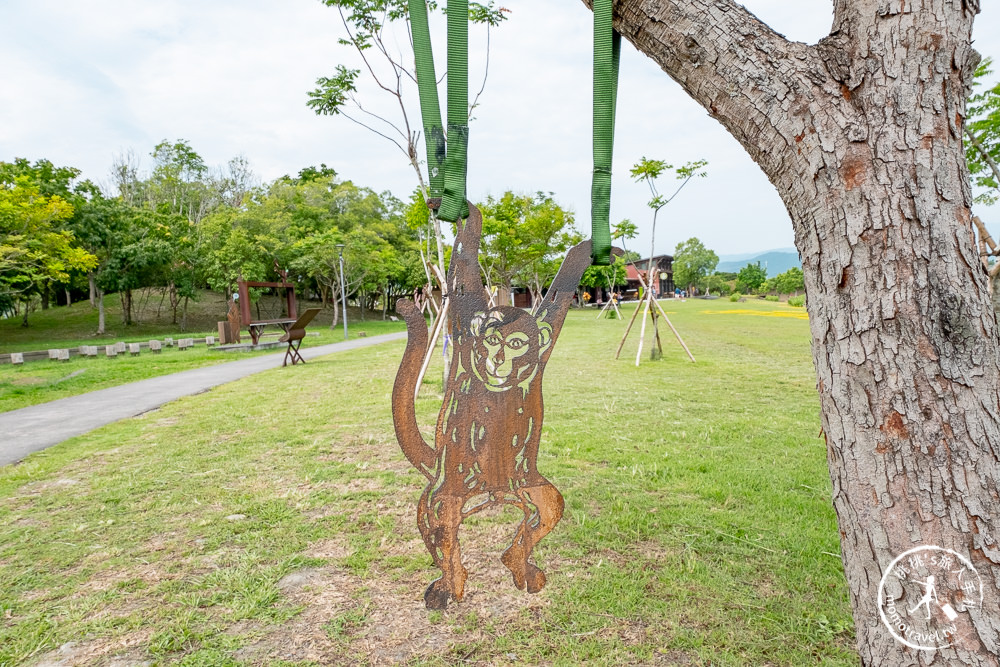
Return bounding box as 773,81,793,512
0,332,406,466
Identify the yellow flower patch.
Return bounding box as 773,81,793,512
700,309,809,320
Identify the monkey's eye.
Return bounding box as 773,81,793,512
507,338,525,349
485,334,502,346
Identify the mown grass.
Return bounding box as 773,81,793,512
0,290,405,412
0,299,855,666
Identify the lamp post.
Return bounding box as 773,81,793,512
336,244,348,340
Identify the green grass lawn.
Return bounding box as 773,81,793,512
0,291,406,413
0,299,855,666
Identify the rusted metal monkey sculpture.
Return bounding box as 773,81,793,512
392,200,592,609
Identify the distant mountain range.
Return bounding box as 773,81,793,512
716,247,801,276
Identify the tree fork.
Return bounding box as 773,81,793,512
586,0,1000,662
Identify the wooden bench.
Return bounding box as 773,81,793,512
278,308,322,367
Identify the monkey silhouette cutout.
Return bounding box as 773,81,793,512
392,199,592,609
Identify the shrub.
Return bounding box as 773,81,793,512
774,267,805,294
737,263,767,293
765,295,780,302
788,296,805,307
729,292,742,302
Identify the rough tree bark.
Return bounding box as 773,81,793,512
590,0,1000,663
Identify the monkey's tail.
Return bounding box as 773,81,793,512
391,298,437,480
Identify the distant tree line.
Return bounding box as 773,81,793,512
0,142,429,330
0,142,580,331
671,237,804,298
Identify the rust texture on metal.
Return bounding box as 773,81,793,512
237,264,299,345
278,307,321,366
392,199,592,609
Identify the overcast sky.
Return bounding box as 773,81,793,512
2,1,999,259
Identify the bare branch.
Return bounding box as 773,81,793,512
340,111,410,158
966,127,1000,188
399,16,418,84
339,6,398,97
350,94,411,144
973,216,998,252
469,24,492,117
663,173,696,207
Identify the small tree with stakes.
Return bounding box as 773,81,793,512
615,157,706,365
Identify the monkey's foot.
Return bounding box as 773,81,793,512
524,564,546,594
524,563,545,593
424,579,452,610
501,546,528,590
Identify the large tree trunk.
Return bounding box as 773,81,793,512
121,288,133,326
601,0,1000,662
169,281,179,325
97,289,106,335
330,284,341,329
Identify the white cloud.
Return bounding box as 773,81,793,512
1,0,997,257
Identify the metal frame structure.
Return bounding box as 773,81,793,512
278,308,321,366
237,278,298,345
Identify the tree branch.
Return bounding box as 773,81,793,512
340,110,410,158
349,96,411,144
663,172,695,207
966,126,1000,187
580,0,831,178
339,7,398,97
470,23,492,117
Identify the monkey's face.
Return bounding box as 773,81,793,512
470,308,550,393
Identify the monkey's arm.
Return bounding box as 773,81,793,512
537,240,592,329
447,202,488,309
427,198,488,335
392,299,438,480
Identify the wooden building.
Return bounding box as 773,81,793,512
625,255,675,299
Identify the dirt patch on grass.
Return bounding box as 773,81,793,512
27,630,153,667
10,516,48,528
343,476,385,492
651,650,698,665
23,478,80,494
320,433,415,476
230,505,562,665
72,560,174,596
277,567,328,595
9,375,46,386
304,537,352,560
635,539,679,561
18,588,52,602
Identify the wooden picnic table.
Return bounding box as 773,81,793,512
246,318,299,345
